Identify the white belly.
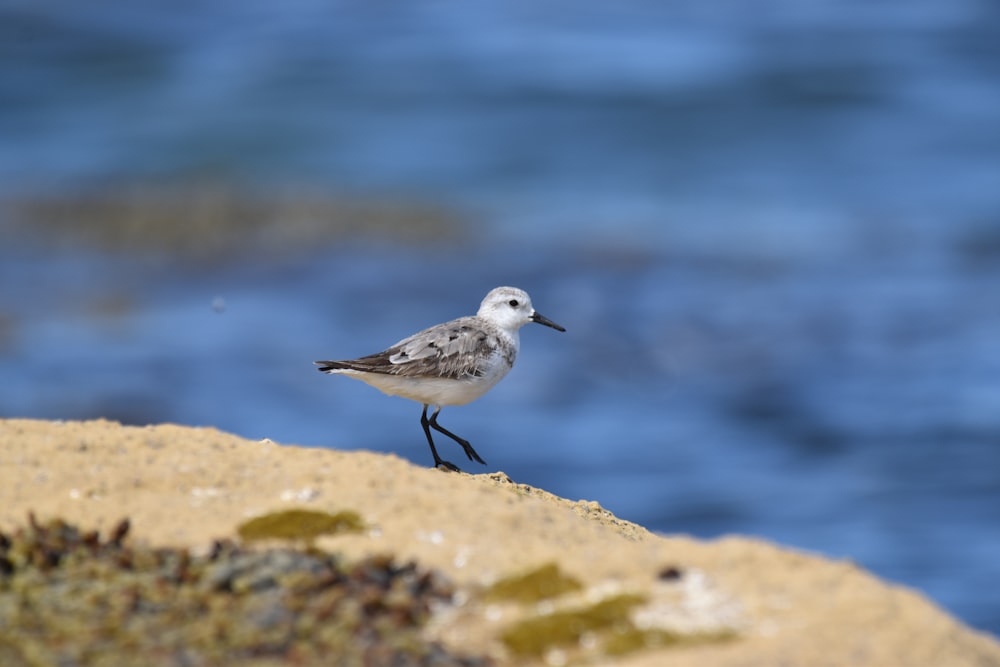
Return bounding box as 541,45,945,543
333,366,509,406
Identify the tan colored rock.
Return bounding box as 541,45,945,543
1,418,997,666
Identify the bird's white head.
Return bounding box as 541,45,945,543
477,286,566,333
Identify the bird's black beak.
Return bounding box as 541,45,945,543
531,311,566,332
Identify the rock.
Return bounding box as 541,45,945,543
1,418,998,666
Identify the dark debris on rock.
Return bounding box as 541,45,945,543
0,513,492,667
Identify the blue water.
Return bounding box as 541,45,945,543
3,1,1000,637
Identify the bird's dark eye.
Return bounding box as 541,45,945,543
508,299,519,307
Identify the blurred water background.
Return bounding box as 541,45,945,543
2,0,999,636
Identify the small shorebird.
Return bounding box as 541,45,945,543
315,286,566,471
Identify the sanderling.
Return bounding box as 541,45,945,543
315,286,566,471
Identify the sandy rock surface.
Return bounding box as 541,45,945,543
2,418,998,666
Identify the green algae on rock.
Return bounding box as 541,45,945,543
602,626,738,656
236,508,365,543
497,589,738,661
499,593,648,658
0,515,490,667
483,562,583,604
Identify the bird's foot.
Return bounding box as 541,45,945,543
427,410,487,466
435,459,463,473
459,441,487,466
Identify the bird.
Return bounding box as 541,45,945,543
315,286,566,471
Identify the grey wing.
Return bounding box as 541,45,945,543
387,317,500,379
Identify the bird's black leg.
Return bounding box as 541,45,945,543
421,405,462,472
429,407,487,466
